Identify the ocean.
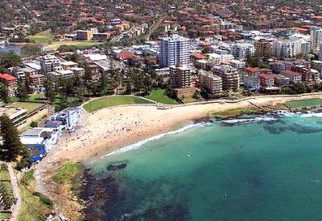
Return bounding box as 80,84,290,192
83,111,322,221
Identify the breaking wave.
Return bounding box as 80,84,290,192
222,116,277,125
101,122,210,158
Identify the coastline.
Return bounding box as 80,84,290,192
33,93,322,220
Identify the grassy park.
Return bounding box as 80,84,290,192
44,40,102,50
83,95,153,112
213,107,263,119
146,89,178,105
27,33,55,44
10,102,44,114
27,32,101,51
285,99,322,108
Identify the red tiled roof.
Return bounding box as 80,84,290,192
0,73,17,81
192,53,207,60
281,70,301,77
116,51,134,60
259,74,275,79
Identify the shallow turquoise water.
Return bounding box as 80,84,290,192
87,113,322,221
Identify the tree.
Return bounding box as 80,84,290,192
0,52,21,68
0,115,30,167
44,76,56,102
21,45,41,58
56,94,69,111
24,77,33,94
0,83,10,103
16,78,29,101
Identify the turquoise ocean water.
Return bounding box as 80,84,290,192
85,112,322,221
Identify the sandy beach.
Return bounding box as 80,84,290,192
33,93,322,219
40,93,322,163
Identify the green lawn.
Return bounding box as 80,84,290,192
285,99,322,108
213,107,263,119
0,212,11,219
10,102,44,114
44,40,102,50
26,94,46,102
83,95,153,112
0,165,10,181
27,33,55,44
53,162,82,184
18,170,53,221
146,89,178,105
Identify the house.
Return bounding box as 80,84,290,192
116,51,135,60
0,73,17,96
243,76,260,91
281,70,302,83
259,74,276,88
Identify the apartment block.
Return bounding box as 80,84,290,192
170,65,192,88
198,70,222,94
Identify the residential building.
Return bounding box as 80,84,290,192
255,39,273,57
39,55,61,74
229,60,246,69
170,65,192,88
259,74,276,88
275,75,290,87
160,34,191,68
272,39,302,58
243,76,260,91
213,65,240,92
198,70,222,94
208,53,234,64
281,70,302,83
27,73,46,87
312,60,322,72
310,26,322,53
291,65,313,83
0,73,17,96
231,42,255,60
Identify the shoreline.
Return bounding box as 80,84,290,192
33,94,322,220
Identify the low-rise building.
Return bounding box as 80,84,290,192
20,127,60,162
281,70,302,83
0,105,27,125
259,74,275,88
243,76,260,91
0,73,17,96
275,75,291,87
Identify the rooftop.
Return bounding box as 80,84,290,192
0,73,17,81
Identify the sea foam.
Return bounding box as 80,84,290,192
101,122,209,158
222,116,277,125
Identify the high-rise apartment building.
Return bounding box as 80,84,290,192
160,34,191,68
310,26,322,54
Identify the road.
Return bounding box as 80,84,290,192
8,164,21,221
